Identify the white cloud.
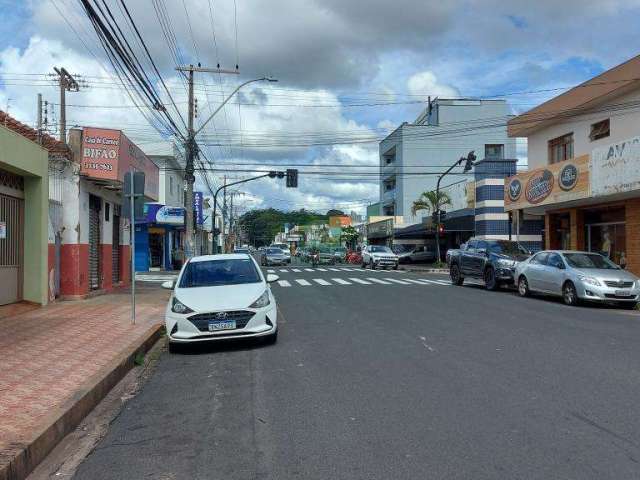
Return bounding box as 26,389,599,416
406,71,459,98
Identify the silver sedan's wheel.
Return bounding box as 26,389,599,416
563,282,579,306
518,276,529,297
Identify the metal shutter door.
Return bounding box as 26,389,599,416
88,195,101,290
112,215,120,283
0,193,24,304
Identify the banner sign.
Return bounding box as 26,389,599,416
194,191,204,225
145,203,185,226
504,154,590,211
591,135,640,196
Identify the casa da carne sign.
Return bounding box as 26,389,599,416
591,135,640,196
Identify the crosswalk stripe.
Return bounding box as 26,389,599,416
279,269,288,272
313,278,331,286
331,278,352,285
384,278,411,285
267,269,275,273
295,279,312,286
348,277,372,284
292,268,301,272
329,268,341,271
277,280,291,287
340,267,356,271
366,277,392,285
431,279,451,285
316,268,328,271
419,279,449,285
304,268,314,272
404,279,431,285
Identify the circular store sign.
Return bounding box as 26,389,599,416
525,169,554,204
508,178,522,202
559,163,578,191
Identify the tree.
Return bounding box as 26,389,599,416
411,190,452,217
238,208,327,247
340,225,359,249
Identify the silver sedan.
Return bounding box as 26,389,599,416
515,250,639,309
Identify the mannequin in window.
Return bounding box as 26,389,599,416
620,251,627,270
600,230,611,259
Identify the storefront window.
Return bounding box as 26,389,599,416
584,206,626,267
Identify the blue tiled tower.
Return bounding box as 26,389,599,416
473,158,543,251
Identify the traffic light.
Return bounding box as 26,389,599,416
286,168,298,188
438,224,445,234
431,210,447,222
463,151,476,172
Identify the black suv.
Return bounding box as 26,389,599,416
448,239,530,290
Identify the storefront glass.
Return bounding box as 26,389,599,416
584,206,626,267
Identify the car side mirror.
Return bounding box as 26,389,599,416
553,262,565,270
266,274,279,283
161,280,175,290
477,248,487,255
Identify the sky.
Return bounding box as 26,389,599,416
1,0,640,216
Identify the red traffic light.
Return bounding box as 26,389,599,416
438,224,445,234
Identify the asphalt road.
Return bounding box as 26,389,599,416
74,265,640,480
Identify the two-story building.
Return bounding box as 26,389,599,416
379,98,517,225
504,54,640,274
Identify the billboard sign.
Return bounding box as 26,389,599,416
145,203,185,226
591,135,640,196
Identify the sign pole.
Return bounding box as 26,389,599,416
130,169,136,325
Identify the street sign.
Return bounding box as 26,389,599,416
194,191,204,225
123,171,145,196
123,171,146,219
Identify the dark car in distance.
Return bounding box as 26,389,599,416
448,238,530,290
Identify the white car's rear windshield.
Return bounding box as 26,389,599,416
179,259,262,288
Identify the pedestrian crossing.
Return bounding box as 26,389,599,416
270,276,451,288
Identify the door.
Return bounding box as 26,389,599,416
54,232,61,298
526,252,549,291
0,193,24,305
88,195,101,290
542,253,565,294
112,214,120,283
460,241,477,275
472,240,489,275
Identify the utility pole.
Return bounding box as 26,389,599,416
222,175,227,253
37,93,43,144
176,65,242,259
53,67,79,144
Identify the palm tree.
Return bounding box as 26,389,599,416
411,190,452,264
411,190,452,217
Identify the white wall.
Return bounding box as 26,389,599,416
527,88,640,169
380,99,515,225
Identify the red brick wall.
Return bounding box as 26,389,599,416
625,199,640,276
101,244,113,291
120,245,131,284
60,244,89,297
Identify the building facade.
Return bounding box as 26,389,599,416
63,127,159,297
0,112,50,305
504,54,640,273
379,98,516,225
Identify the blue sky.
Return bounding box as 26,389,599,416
1,0,639,214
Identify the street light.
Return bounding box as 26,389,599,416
194,77,278,137
434,151,475,264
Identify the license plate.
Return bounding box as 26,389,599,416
615,290,631,296
208,320,236,331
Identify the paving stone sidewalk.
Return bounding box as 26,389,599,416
0,284,168,480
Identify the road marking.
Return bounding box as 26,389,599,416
316,268,328,271
404,279,431,285
279,269,288,272
313,278,331,285
295,279,312,286
340,267,357,271
304,268,314,272
329,268,341,271
384,278,411,285
267,269,275,273
292,268,301,272
419,279,449,286
332,278,352,285
277,280,291,287
366,277,392,284
348,277,372,284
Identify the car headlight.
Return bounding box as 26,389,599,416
496,259,514,268
171,296,194,314
578,275,601,286
250,290,270,308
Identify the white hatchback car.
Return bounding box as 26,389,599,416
163,254,279,350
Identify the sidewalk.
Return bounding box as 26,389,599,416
0,284,168,480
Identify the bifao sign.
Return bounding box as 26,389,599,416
80,127,159,200
504,154,590,211
81,128,120,177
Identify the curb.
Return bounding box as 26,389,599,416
0,323,164,480
400,267,449,274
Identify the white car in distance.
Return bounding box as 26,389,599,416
163,254,279,351
361,245,399,270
